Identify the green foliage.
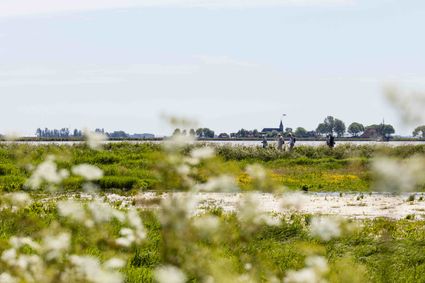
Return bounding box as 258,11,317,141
413,125,425,138
348,122,365,137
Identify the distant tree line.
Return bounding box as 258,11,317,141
35,128,152,139
36,128,83,138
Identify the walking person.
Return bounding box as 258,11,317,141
288,133,296,150
326,134,335,148
277,134,285,151
261,136,268,148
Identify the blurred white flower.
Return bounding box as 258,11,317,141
163,134,195,152
154,265,187,283
0,272,17,283
384,86,425,125
57,200,86,222
72,164,104,181
69,255,123,283
190,147,215,160
310,216,341,241
237,193,280,229
42,232,70,260
245,164,266,181
372,156,425,192
281,192,309,211
104,258,126,270
284,256,329,283
9,237,40,250
3,193,33,211
192,215,220,235
116,209,146,247
88,200,123,223
193,175,239,193
26,156,68,189
84,130,107,150
176,164,191,176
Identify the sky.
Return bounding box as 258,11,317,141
1,0,425,136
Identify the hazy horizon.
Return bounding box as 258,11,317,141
1,0,425,136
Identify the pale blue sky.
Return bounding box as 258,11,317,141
1,0,424,136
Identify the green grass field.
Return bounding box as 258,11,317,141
1,143,425,193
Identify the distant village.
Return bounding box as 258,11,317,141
22,116,425,140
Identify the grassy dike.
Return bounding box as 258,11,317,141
1,143,425,193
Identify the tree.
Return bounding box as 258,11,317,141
195,128,215,138
189,129,196,136
294,127,308,138
348,122,365,137
334,119,346,137
317,116,346,136
413,126,425,138
316,123,328,136
382,124,395,137
172,128,181,136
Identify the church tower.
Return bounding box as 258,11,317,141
279,120,284,132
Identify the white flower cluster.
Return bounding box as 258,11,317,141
237,193,280,231
372,156,425,192
62,255,123,283
310,216,341,241
0,192,33,212
193,175,239,192
158,194,199,230
384,86,425,125
245,164,267,181
72,164,104,181
281,192,309,212
284,256,329,283
116,209,147,247
26,156,69,189
154,265,187,283
192,215,221,237
84,129,107,150
163,134,196,152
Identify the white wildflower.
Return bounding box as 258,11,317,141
26,156,67,189
72,164,104,181
5,193,33,209
57,200,86,222
284,256,329,283
190,147,215,160
245,164,266,181
163,134,195,152
192,215,220,235
42,232,70,260
193,175,239,192
384,86,425,125
281,192,309,211
1,249,17,265
69,255,123,283
154,265,187,283
10,237,40,250
372,156,425,192
310,216,341,241
104,258,126,270
237,193,280,228
284,268,318,283
0,273,17,283
84,130,107,150
305,256,329,274
176,164,191,176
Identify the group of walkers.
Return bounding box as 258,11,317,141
261,133,296,150
261,133,336,149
